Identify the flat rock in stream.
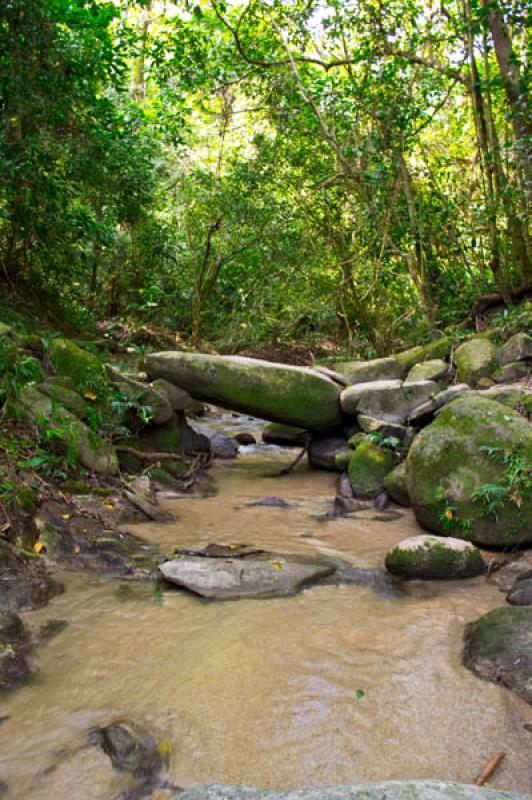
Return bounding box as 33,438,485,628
144,352,342,432
177,780,526,800
159,552,335,599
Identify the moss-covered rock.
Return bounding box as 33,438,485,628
405,395,532,546
104,365,173,425
37,380,88,418
454,338,497,387
0,322,13,338
499,332,532,365
383,463,410,506
17,386,118,475
385,534,485,579
348,439,394,497
334,357,402,384
395,346,426,374
341,379,437,423
145,352,342,432
405,359,449,384
492,361,530,383
424,336,455,360
48,337,104,390
463,606,532,704
151,378,192,411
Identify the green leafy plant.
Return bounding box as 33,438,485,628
472,445,531,518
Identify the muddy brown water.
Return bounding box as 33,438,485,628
0,428,531,798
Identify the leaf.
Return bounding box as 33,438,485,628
73,545,81,554
271,560,283,570
33,541,44,554
104,503,114,510
83,391,97,401
355,689,365,699
61,513,70,520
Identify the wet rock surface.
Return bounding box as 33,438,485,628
177,781,526,800
0,539,61,612
507,571,532,605
90,720,163,778
463,606,532,704
0,611,31,693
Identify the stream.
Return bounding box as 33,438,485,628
1,415,531,798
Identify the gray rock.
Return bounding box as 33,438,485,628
408,384,470,424
499,332,532,365
333,357,402,384
144,352,342,432
245,497,294,508
341,380,437,423
463,606,532,703
385,535,485,579
454,338,497,387
404,359,450,384
0,539,62,612
177,780,526,800
105,365,173,425
37,381,88,418
357,415,408,441
262,423,307,447
151,378,192,411
491,361,530,383
159,553,335,599
210,432,238,459
308,436,351,471
507,571,532,605
311,366,350,386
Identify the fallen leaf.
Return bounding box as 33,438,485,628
355,689,365,699
73,545,80,554
33,541,44,554
271,560,283,570
104,503,114,510
444,509,453,520
83,391,97,401
61,514,70,520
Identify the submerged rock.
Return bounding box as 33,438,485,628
385,535,485,579
463,606,532,704
405,395,532,547
144,352,342,432
90,720,163,779
0,611,31,693
178,780,525,800
159,552,335,599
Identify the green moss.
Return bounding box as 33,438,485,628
16,486,38,512
423,337,455,360
385,538,484,579
383,463,410,506
348,432,367,449
348,439,394,498
395,346,425,374
454,338,497,387
48,337,104,391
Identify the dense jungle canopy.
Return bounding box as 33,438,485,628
0,0,529,354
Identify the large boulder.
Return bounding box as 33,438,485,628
333,357,402,384
178,781,525,800
405,395,532,547
499,332,532,365
145,352,342,432
385,535,485,579
395,346,426,374
348,439,394,498
424,336,455,360
37,380,88,419
408,384,470,424
17,387,118,475
454,338,497,387
341,380,437,423
463,606,532,704
159,551,335,599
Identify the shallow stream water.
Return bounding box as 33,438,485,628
1,419,531,798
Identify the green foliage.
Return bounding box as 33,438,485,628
472,445,532,518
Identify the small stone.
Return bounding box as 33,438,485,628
234,433,256,445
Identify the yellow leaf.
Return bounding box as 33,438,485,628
73,545,80,554
271,560,283,571
104,503,114,510
83,391,97,401
157,738,173,758
61,513,70,520
444,509,453,520
33,541,44,554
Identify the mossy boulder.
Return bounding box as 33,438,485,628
385,534,485,579
383,463,410,506
395,346,426,374
454,338,497,387
145,352,342,431
463,606,532,704
17,387,118,475
492,361,530,383
37,381,88,418
424,336,455,360
0,322,13,338
348,439,394,498
48,337,104,390
405,359,449,384
334,357,402,384
405,395,532,546
470,385,531,411
341,379,437,423
499,332,532,365
151,378,192,411
104,365,173,425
